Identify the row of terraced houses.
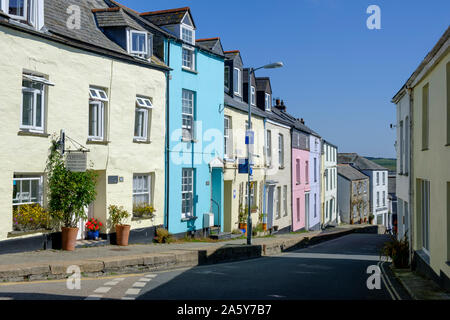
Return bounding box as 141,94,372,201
0,0,389,252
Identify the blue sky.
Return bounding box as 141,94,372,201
121,0,450,158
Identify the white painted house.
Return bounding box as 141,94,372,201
392,87,412,241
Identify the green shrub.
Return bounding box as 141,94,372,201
381,234,410,268
108,205,130,227
231,229,242,235
155,228,173,244
13,204,51,231
133,203,155,219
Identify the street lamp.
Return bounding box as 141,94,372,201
246,62,284,245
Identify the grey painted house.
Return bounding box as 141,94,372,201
337,164,370,224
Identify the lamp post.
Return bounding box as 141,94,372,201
246,62,283,245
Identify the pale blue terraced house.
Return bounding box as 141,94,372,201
140,7,225,236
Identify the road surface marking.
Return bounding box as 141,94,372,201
125,288,141,295
284,252,390,262
94,287,111,294
138,278,151,282
379,261,401,300
121,297,135,300
145,274,157,278
85,294,103,300
104,281,119,286
132,282,147,288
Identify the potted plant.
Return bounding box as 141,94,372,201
133,203,155,219
369,214,375,224
109,205,131,246
46,139,97,251
238,205,248,234
259,212,268,231
85,218,102,240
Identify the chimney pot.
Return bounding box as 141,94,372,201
275,99,280,106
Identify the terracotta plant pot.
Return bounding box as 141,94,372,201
61,227,79,251
116,225,131,246
238,223,247,234
262,223,267,231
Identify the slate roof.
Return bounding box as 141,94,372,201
338,153,388,171
140,7,195,28
338,164,369,181
255,77,272,93
196,37,224,56
224,94,266,118
41,0,168,69
93,7,145,31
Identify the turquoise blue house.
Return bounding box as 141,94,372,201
141,8,225,236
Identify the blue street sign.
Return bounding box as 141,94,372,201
245,130,254,145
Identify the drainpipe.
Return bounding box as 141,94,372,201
165,40,171,231
407,86,414,266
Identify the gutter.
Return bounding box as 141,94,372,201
165,39,171,231
0,20,171,72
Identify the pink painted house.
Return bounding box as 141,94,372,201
291,128,311,231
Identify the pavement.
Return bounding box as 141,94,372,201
0,233,399,300
391,267,450,300
0,224,382,283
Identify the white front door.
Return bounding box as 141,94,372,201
77,203,94,240
267,186,274,229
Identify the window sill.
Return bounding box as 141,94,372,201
421,148,429,151
86,139,109,145
133,139,152,144
182,67,198,74
181,216,198,222
7,229,52,239
224,158,235,163
279,166,285,170
18,130,50,138
131,216,155,222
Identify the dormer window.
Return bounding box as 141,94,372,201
181,26,194,44
265,93,271,111
233,68,241,96
3,0,42,28
128,30,152,59
8,0,27,20
251,86,256,106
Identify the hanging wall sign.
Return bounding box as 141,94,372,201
65,152,87,172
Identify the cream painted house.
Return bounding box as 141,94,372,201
392,26,449,290
0,0,168,245
223,96,266,232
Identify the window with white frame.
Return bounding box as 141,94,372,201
376,172,380,185
7,0,27,20
5,0,43,29
233,68,241,96
325,169,329,191
296,198,300,222
181,26,194,44
278,134,284,167
314,193,317,218
133,174,152,206
182,168,194,218
134,96,152,141
283,185,287,216
21,74,50,132
377,191,380,207
266,130,272,166
129,30,152,58
296,159,301,184
182,89,194,140
182,46,195,71
88,87,108,140
12,175,43,207
383,172,386,185
251,86,256,106
383,191,386,206
276,186,281,219
305,161,309,184
265,93,271,111
224,116,232,159
314,158,317,182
